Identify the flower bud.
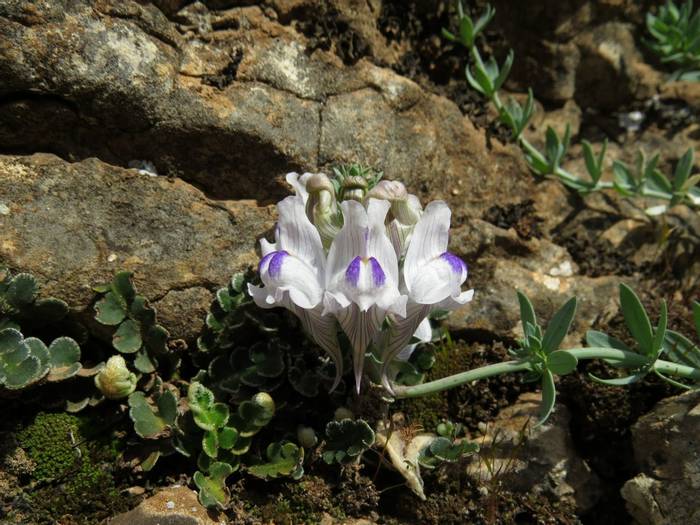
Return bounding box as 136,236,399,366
366,180,408,202
94,355,137,400
253,391,276,415
305,173,342,248
297,425,318,448
340,175,368,202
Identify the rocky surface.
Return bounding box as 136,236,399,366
109,485,223,525
621,390,700,525
467,392,601,513
0,153,272,341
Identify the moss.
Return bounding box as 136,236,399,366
15,411,129,525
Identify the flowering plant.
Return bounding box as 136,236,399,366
248,167,473,394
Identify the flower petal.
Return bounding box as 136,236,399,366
334,304,386,393
395,317,433,362
404,201,451,293
277,196,326,279
366,198,399,286
292,304,343,392
326,200,369,285
379,302,431,393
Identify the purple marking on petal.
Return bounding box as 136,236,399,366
267,250,289,278
258,251,276,273
345,256,362,287
441,252,467,274
368,257,386,287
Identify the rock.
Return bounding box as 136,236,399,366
0,0,530,213
109,485,223,525
575,22,661,111
467,392,601,512
621,390,700,525
492,1,661,104
0,153,272,341
448,219,619,343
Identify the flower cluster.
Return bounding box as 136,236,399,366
248,169,473,393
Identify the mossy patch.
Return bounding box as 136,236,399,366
15,411,129,525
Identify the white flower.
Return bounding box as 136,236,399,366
247,195,343,390
379,200,474,392
323,199,407,392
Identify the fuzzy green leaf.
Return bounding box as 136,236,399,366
46,337,81,381
128,392,168,438
94,292,126,326
202,430,219,458
113,319,142,354
193,462,233,509
248,441,304,480
189,382,229,432
7,273,37,306
323,419,375,464
111,271,136,306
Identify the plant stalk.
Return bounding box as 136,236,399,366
392,347,700,399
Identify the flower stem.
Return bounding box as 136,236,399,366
392,347,700,399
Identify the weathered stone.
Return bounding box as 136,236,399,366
621,390,700,525
448,219,618,343
0,153,273,341
0,0,531,213
109,485,223,525
467,392,601,512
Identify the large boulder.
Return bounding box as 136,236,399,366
0,153,272,340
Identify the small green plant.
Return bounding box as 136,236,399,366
322,418,375,464
444,2,700,219
418,421,479,469
0,328,81,389
93,271,172,374
247,441,304,480
646,0,700,80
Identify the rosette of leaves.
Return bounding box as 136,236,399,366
93,271,171,374
322,418,375,464
510,292,579,425
646,0,700,80
418,421,478,469
197,272,280,354
206,339,286,396
0,328,81,390
247,441,304,480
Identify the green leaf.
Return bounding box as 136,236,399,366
418,437,479,469
218,427,239,450
537,369,556,427
128,392,170,438
248,441,304,480
133,349,156,373
663,330,700,369
113,319,142,353
33,298,70,323
585,330,632,352
188,382,229,431
94,292,126,326
541,297,577,354
517,291,537,333
693,301,700,339
202,430,219,458
651,300,668,356
193,462,233,509
7,273,37,306
673,148,694,192
111,271,136,306
547,350,578,375
129,296,156,325
46,337,81,381
588,372,646,386
323,419,375,464
619,284,654,356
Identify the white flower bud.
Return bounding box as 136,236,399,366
297,425,318,448
94,355,137,400
305,173,342,248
